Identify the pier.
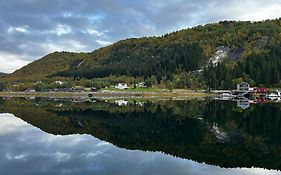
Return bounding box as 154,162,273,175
212,82,277,99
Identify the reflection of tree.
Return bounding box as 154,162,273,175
0,98,281,170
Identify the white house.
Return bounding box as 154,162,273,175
55,81,64,85
114,83,128,90
237,82,250,92
136,82,147,88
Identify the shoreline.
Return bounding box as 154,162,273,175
0,90,214,99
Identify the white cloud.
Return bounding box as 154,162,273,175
1,0,281,73
96,39,112,46
52,24,72,36
39,40,87,53
7,26,29,34
0,51,30,73
62,12,73,18
238,2,281,21
85,28,104,36
0,113,30,135
200,0,281,24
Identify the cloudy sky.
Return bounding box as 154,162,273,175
0,0,281,73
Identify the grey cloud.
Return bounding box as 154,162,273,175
0,0,280,73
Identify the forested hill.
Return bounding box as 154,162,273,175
5,18,281,89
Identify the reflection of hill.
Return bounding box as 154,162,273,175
0,98,281,170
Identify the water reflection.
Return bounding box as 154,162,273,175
214,96,281,110
0,113,279,175
1,97,281,171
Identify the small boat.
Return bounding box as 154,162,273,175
220,93,236,97
266,90,281,100
218,93,236,100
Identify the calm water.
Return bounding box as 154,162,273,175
0,97,281,175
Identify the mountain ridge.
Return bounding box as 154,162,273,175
3,18,281,89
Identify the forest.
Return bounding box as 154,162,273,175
1,18,281,90
203,41,281,89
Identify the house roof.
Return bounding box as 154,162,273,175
238,82,249,86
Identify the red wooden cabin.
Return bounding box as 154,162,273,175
253,87,269,93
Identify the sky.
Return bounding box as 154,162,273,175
0,0,281,73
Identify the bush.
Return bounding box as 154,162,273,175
0,82,6,91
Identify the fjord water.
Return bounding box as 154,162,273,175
0,98,280,175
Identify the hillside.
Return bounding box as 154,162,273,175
0,73,6,77
3,18,281,89
5,52,92,82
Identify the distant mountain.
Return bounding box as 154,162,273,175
0,73,6,77
5,18,281,88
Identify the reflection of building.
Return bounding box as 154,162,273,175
237,82,250,92
237,99,250,110
254,97,269,103
70,86,84,92
136,101,145,107
115,100,128,106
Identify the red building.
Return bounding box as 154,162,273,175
253,87,268,93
